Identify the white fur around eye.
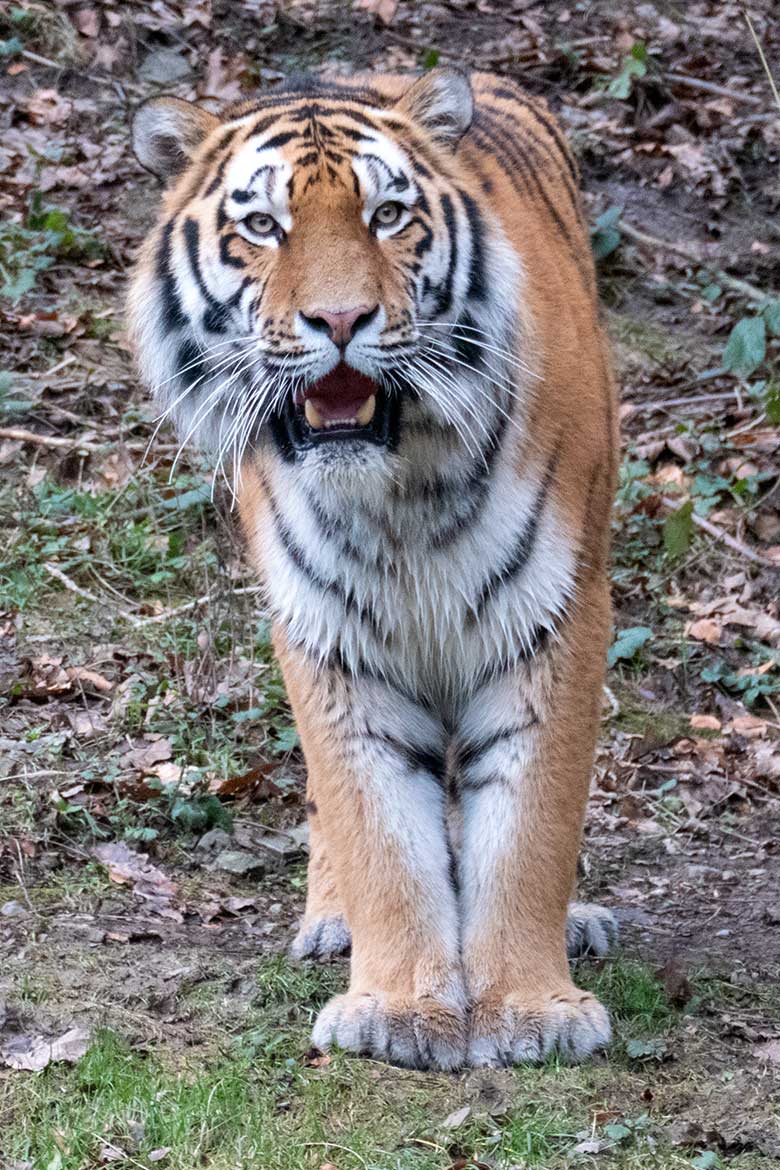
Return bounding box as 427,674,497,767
235,221,282,248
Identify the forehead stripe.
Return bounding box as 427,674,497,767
259,130,299,150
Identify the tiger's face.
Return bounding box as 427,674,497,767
128,71,520,483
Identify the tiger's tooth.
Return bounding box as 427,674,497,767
356,394,376,427
304,399,324,429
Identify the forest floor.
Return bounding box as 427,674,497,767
1,2,779,1168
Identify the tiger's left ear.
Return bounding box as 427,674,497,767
395,68,473,149
132,96,221,182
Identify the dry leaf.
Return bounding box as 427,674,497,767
356,0,398,23
94,841,177,900
690,714,721,731
23,89,73,126
686,618,721,644
755,1040,780,1065
726,714,768,738
120,737,173,773
74,7,100,37
1,1025,91,1072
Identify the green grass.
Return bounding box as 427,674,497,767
4,957,771,1170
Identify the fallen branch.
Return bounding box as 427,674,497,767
664,72,764,107
44,562,266,627
624,390,741,415
618,221,773,305
0,426,103,451
741,4,780,112
660,498,780,571
0,426,178,456
43,562,137,623
130,585,265,628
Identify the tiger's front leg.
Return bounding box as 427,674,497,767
456,579,612,1066
276,633,467,1070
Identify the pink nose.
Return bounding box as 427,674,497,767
301,304,378,347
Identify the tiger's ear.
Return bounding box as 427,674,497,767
396,68,473,149
132,96,220,181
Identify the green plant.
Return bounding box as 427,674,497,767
722,300,780,378
606,42,649,99
591,205,624,260
0,193,103,301
701,650,780,707
608,626,654,668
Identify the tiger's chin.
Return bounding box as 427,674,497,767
268,362,402,460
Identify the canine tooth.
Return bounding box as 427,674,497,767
356,394,376,426
304,399,324,429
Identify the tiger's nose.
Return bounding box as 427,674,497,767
301,304,379,347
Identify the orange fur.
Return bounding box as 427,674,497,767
130,69,618,1069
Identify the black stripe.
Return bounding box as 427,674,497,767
260,130,299,149
459,773,511,793
471,624,554,691
267,491,382,636
469,442,562,620
156,218,186,333
426,410,507,549
364,731,447,786
455,718,538,774
323,647,434,713
245,112,282,140
459,191,488,304
219,232,245,268
433,193,458,316
183,217,220,308
473,112,594,297
200,127,241,197
488,86,579,185
175,339,206,388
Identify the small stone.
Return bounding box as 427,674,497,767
212,849,268,876
138,48,191,84
764,905,780,925
196,828,233,853
1,900,25,918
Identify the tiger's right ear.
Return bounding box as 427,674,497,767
132,97,221,181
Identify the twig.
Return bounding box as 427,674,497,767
618,221,773,304
664,71,764,107
0,425,178,456
741,5,780,111
21,48,145,94
130,585,265,628
43,561,137,623
43,561,265,626
660,497,780,570
0,426,103,451
624,391,742,415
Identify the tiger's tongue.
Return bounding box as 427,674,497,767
301,363,377,425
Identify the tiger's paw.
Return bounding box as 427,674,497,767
566,902,619,959
468,985,611,1067
311,991,467,1070
290,914,351,960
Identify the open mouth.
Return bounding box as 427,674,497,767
269,362,400,456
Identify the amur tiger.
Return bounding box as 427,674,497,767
128,68,619,1070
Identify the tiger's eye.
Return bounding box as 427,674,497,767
244,212,277,237
373,202,403,228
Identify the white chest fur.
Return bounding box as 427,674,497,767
253,430,576,709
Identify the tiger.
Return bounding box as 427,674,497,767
127,67,619,1070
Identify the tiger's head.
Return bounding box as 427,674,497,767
128,70,521,487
